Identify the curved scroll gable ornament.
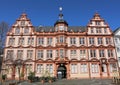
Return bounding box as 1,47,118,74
100,58,107,64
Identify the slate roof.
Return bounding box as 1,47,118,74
35,26,86,32
113,27,120,34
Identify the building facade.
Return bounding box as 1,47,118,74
3,12,118,79
114,28,120,68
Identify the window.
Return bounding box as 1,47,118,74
70,50,76,56
18,38,24,45
37,64,43,73
56,50,59,57
38,38,44,45
46,64,53,73
90,50,96,57
101,64,107,72
8,38,15,45
115,38,118,44
47,38,52,45
104,28,107,33
96,28,102,33
24,28,29,33
27,50,33,59
59,26,64,31
99,50,104,57
117,47,120,52
21,21,25,26
60,36,64,43
70,37,76,45
89,38,94,44
79,38,85,44
109,63,117,72
15,28,20,34
107,49,113,57
91,64,98,73
118,57,120,62
95,21,100,25
26,64,32,73
97,38,103,44
47,50,52,58
6,50,14,59
17,50,23,59
60,49,64,58
71,64,77,74
106,38,111,44
28,37,34,45
37,50,43,59
91,28,94,33
80,50,86,58
81,63,87,73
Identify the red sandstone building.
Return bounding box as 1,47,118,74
2,11,118,79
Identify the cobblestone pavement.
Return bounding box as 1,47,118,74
0,79,116,85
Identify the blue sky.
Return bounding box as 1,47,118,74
0,0,120,31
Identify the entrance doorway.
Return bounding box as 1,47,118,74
57,64,67,79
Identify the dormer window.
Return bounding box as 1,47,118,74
59,26,64,31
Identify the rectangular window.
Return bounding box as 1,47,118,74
89,38,94,44
24,28,29,33
79,38,85,45
115,38,118,44
95,21,100,25
91,28,94,33
37,64,43,73
80,50,86,58
6,50,14,59
47,50,52,58
106,38,111,44
27,50,33,59
70,37,76,45
99,50,104,57
47,38,52,45
91,64,98,73
56,50,59,57
71,64,77,74
38,38,44,45
108,49,113,57
109,63,117,72
60,36,64,43
26,64,32,73
18,38,24,45
60,49,64,58
17,50,23,59
8,38,15,45
96,28,101,33
37,50,43,59
28,37,34,45
46,64,53,73
70,50,76,57
21,21,25,26
15,28,20,34
104,28,107,33
81,63,87,73
97,38,103,44
90,50,96,57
